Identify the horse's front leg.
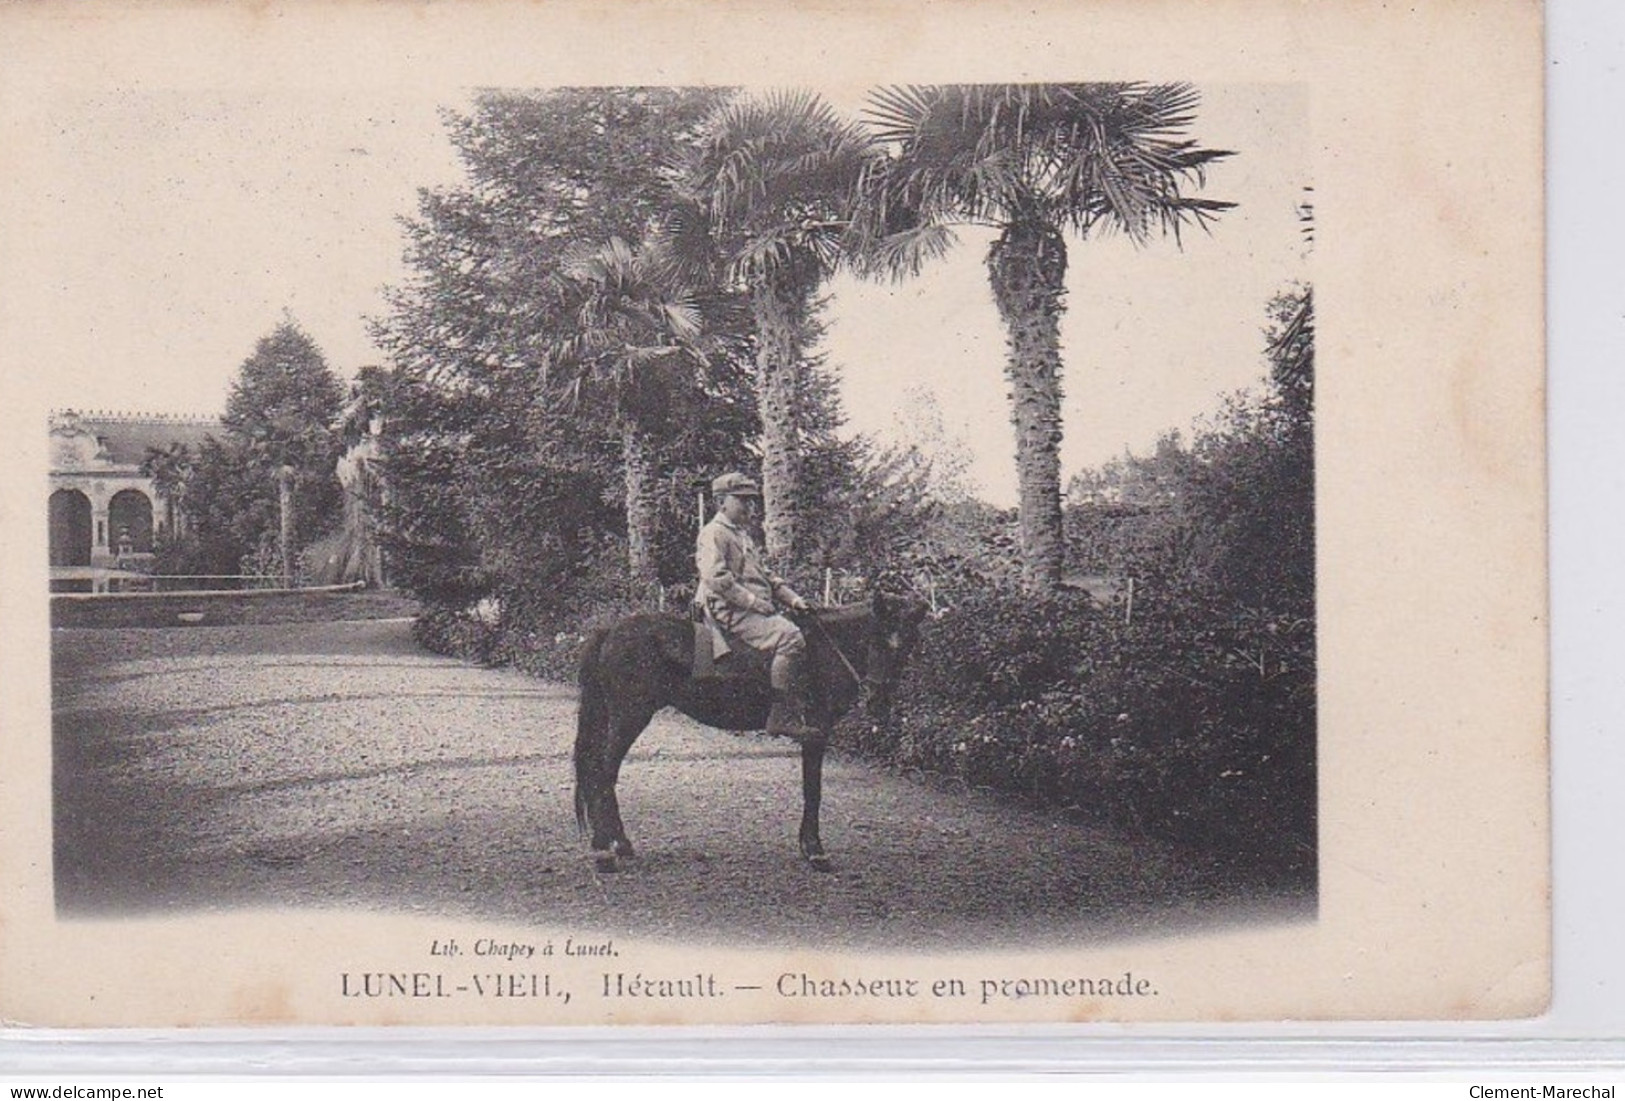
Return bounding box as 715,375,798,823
799,732,832,872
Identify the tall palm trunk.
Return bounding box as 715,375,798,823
988,219,1069,595
621,421,660,595
752,278,805,566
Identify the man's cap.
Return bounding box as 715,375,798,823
712,472,761,497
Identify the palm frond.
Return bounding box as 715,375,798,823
540,232,724,425
647,199,719,288
726,231,794,284
866,81,1234,251
658,299,705,341
853,222,960,281
682,88,879,291
863,84,942,146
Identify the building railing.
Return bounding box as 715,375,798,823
51,578,367,600
48,569,365,596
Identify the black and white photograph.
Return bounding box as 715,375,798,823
1,0,1545,1029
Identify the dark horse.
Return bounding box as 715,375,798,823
573,594,928,872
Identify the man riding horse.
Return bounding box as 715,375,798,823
694,471,818,740
575,473,928,869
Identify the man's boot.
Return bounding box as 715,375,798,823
767,652,818,740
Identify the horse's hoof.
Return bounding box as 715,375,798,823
592,851,620,873
801,842,833,873
612,839,635,859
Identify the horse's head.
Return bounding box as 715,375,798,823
860,591,930,723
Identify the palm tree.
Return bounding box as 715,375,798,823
141,441,194,540
544,235,711,592
861,83,1234,594
676,90,876,566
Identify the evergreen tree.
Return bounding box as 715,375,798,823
146,318,346,580
220,318,346,553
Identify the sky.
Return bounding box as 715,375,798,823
20,83,1306,508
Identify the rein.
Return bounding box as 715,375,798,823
802,609,882,697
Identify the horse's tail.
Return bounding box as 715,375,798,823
573,626,612,837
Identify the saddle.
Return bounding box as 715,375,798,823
689,602,766,681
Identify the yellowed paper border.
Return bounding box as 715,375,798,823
0,0,1546,1027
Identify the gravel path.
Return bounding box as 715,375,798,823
52,618,1312,951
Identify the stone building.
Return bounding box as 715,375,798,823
48,410,221,592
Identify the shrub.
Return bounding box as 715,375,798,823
869,582,1315,877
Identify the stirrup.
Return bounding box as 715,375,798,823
766,696,818,739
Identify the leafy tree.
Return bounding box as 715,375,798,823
372,87,754,610
369,376,496,607
861,83,1233,594
885,385,980,506
675,90,877,565
155,436,278,578
800,435,941,580
1064,283,1314,619
1196,283,1314,615
447,88,731,249
1065,431,1205,586
224,321,345,453
381,88,731,390
1267,284,1314,429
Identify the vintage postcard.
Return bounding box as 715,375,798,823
0,0,1545,1028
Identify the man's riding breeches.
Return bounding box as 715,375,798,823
716,609,806,658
